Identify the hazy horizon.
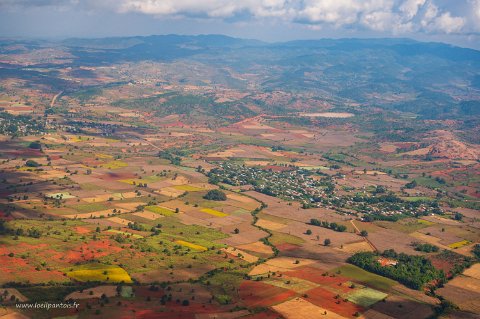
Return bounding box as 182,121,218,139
1,0,480,50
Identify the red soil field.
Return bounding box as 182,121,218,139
306,286,365,318
0,255,29,273
428,256,455,277
164,121,186,128
9,149,43,157
64,240,122,263
276,243,301,252
285,266,352,293
74,226,91,234
0,255,66,283
134,286,165,298
0,211,13,221
239,280,296,307
98,172,136,181
117,302,220,319
242,309,282,319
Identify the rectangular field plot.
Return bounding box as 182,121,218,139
66,265,132,283
175,240,208,251
200,208,228,217
107,229,144,239
145,205,176,216
173,185,204,191
263,275,319,293
334,265,397,292
45,192,76,199
345,287,388,307
448,240,471,249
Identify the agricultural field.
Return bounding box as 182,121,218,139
0,35,479,319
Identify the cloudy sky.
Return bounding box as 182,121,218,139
1,0,480,49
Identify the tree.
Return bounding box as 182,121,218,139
25,160,40,167
360,230,368,237
233,228,240,234
29,141,42,150
405,180,417,189
324,238,331,246
203,189,227,201
454,212,463,221
305,229,312,235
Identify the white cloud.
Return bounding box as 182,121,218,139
432,12,466,33
399,0,426,19
0,0,475,35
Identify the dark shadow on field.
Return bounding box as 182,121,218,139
279,246,350,268
367,297,435,319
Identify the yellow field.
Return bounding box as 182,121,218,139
66,266,132,283
100,160,128,169
145,205,176,216
200,208,228,217
173,185,204,192
417,219,434,226
95,153,113,159
273,298,346,319
175,240,207,251
448,240,471,249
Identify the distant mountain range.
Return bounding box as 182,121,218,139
1,34,479,119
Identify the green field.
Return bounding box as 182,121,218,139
401,196,434,202
333,264,397,292
269,230,305,246
68,203,108,214
345,287,388,307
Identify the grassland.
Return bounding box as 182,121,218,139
345,287,388,307
334,265,397,292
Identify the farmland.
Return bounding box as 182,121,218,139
0,35,479,319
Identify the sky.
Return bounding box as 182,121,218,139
1,0,480,49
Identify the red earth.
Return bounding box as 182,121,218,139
276,243,301,252
63,240,122,263
74,226,91,234
285,266,352,293
306,286,365,318
239,280,297,307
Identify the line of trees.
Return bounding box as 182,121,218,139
309,219,347,232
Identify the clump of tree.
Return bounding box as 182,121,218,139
25,160,40,167
348,250,445,290
473,244,480,259
413,242,439,253
28,141,42,150
158,150,181,165
309,219,347,232
405,180,417,189
203,189,227,201
127,222,145,231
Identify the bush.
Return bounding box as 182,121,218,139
203,190,227,201
25,160,40,167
